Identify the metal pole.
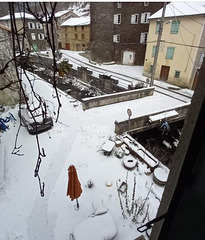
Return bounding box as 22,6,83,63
150,2,167,86
128,115,130,134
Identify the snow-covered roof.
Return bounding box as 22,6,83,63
61,16,90,27
55,10,72,18
149,1,205,20
0,12,35,21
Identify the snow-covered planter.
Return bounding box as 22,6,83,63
123,156,138,170
153,167,170,185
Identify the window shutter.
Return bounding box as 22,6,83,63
131,15,135,24
166,47,175,59
171,20,180,34
155,22,160,33
140,33,145,43
141,13,145,23
152,46,156,57
114,14,117,24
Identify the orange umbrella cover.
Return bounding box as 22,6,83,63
67,165,82,201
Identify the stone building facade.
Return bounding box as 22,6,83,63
0,12,47,52
90,2,164,65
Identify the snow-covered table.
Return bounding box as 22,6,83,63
101,140,115,155
72,211,117,240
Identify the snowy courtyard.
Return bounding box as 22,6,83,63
0,70,170,240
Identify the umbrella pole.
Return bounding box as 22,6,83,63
76,198,79,209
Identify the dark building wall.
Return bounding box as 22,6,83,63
91,2,164,65
90,2,114,63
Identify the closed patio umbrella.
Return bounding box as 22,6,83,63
67,165,82,209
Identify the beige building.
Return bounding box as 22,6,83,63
54,10,79,49
60,16,90,51
143,2,205,89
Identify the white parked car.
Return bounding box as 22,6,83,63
18,105,53,134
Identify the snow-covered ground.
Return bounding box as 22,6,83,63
0,53,193,240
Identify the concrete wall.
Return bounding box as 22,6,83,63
82,87,154,110
115,103,189,135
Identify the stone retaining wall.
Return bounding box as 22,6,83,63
115,103,190,135
82,87,154,110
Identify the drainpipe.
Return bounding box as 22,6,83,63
150,2,167,86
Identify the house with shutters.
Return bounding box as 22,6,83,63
0,12,47,52
90,2,164,65
54,10,79,49
60,16,90,51
143,1,205,89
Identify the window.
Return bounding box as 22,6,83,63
140,32,148,44
75,34,78,40
152,45,156,57
82,34,85,40
199,52,205,65
32,43,38,51
150,65,154,73
144,2,149,6
31,33,36,40
113,34,120,43
171,20,180,34
36,22,43,29
38,33,44,40
141,12,150,23
117,2,122,8
114,14,121,24
28,22,35,29
74,26,77,30
65,34,68,39
166,47,175,59
174,70,180,78
82,26,84,30
155,22,160,34
131,14,139,24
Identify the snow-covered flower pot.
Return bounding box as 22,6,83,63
153,167,170,185
123,157,138,170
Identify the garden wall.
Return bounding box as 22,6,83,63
82,87,154,110
115,103,190,135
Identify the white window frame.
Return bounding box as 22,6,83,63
38,33,44,40
36,22,43,29
31,33,36,40
141,12,150,24
114,14,121,24
199,52,205,65
113,34,120,43
117,2,122,8
131,14,139,24
140,32,148,44
28,22,35,29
